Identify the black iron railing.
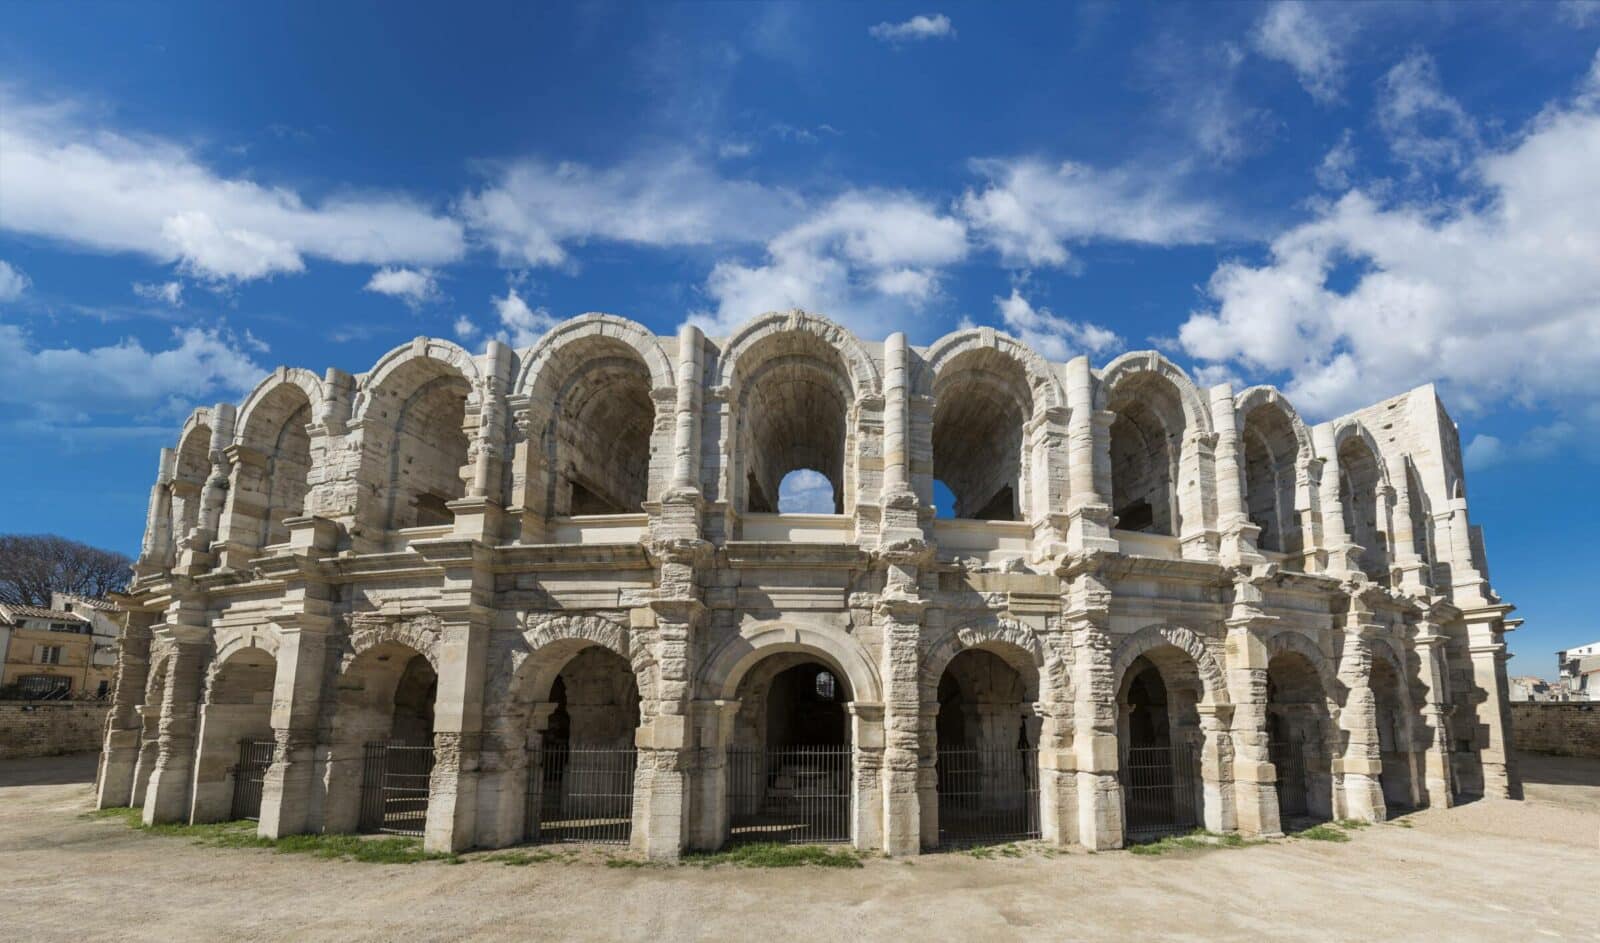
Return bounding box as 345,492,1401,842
727,745,852,845
230,738,275,820
526,743,638,845
359,742,434,836
1121,743,1200,841
936,747,1041,848
1270,737,1311,820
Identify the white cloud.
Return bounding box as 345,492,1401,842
960,158,1221,268
990,289,1119,361
363,266,439,308
1178,61,1600,419
1316,130,1357,190
693,191,967,336
0,321,264,423
132,280,183,306
777,469,835,513
1378,52,1479,174
1463,434,1504,471
0,261,30,301
493,288,558,348
868,14,954,43
460,154,800,269
1559,1,1599,27
0,92,464,282
718,140,755,159
1252,2,1348,104
452,315,479,340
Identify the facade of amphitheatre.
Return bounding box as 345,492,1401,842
96,309,1522,858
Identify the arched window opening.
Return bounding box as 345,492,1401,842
547,358,654,516
1338,436,1389,582
528,646,642,845
1370,654,1416,814
1117,650,1205,843
1405,463,1433,565
727,654,854,844
776,468,838,514
934,648,1039,848
171,424,214,547
239,384,314,549
1265,651,1334,828
932,352,1032,521
1240,404,1302,557
386,375,470,530
1109,401,1177,535
198,649,278,822
736,340,853,517
330,643,438,836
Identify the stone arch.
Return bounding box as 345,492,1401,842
514,316,673,519
715,312,880,517
169,410,217,550
1110,624,1229,706
341,616,444,675
235,368,327,446
211,630,281,684
1236,387,1314,557
230,370,321,549
1096,352,1212,539
1095,352,1214,437
1234,387,1314,464
1333,419,1393,582
921,329,1067,522
701,623,883,705
920,615,1046,704
1331,419,1393,493
1264,630,1340,703
513,313,674,395
353,337,482,422
507,613,660,711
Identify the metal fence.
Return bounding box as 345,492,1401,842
727,745,852,845
526,743,638,845
936,747,1041,848
230,738,275,820
1270,738,1311,821
359,741,434,836
1121,743,1200,841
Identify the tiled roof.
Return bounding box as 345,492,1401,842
57,594,118,611
0,604,89,622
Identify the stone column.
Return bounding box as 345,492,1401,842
1064,563,1122,849
1412,624,1457,808
1210,384,1262,566
879,332,922,542
1311,424,1359,576
877,579,925,855
425,617,489,853
1025,408,1072,556
1196,703,1235,833
916,699,941,849
1224,580,1282,837
1335,599,1387,822
213,443,270,570
849,702,886,851
1462,607,1520,799
1386,458,1430,593
1063,357,1117,553
1033,697,1075,846
257,516,341,838
689,698,741,850
637,598,699,860
1177,430,1220,562
134,448,177,577
96,610,157,809
142,618,211,825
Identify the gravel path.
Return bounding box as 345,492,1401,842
0,752,1594,942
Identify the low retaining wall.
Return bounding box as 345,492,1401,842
1511,701,1600,758
0,701,109,760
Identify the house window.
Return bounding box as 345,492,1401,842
36,645,63,665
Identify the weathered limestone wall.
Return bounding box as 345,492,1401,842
1511,702,1600,758
0,702,110,760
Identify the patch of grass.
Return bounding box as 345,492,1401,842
1336,818,1371,830
83,807,143,826
962,843,1027,859
1296,824,1350,843
97,812,456,864
603,855,656,869
683,842,863,869
1127,830,1259,856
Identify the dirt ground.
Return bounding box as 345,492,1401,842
1,753,1596,942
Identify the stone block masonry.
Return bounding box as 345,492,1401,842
99,308,1521,857
1511,702,1600,758
1,702,110,760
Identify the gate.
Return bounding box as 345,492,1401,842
727,746,851,844
229,738,274,820
526,743,638,845
936,747,1040,848
1270,737,1312,822
359,742,434,836
1120,743,1200,841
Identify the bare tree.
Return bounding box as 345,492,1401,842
0,534,132,607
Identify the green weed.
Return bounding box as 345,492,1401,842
683,842,863,869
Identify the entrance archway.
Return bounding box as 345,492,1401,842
933,649,1040,848
526,646,643,845
726,654,853,845
1117,653,1205,842
323,642,438,836
1266,651,1335,827
191,646,277,823
1371,652,1418,813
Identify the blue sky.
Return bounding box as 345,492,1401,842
2,1,1598,676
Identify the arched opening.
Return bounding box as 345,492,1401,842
324,642,438,836
1117,650,1206,842
130,657,170,808
777,468,837,514
526,646,643,845
1107,378,1184,536
933,649,1040,848
170,424,213,553
1338,435,1389,583
191,648,278,822
932,351,1032,521
734,336,854,517
542,354,655,516
1266,651,1335,828
1240,403,1303,559
1370,654,1417,814
238,384,313,549
361,355,473,536
726,654,853,844
1405,462,1434,569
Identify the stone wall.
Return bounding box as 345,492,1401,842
0,702,109,760
1511,702,1600,758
